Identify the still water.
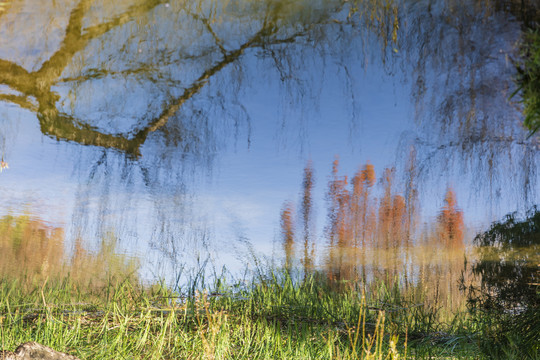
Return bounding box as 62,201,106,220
0,0,538,289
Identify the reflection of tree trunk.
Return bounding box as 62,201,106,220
0,0,166,156
300,162,315,279
1,0,343,157
281,201,295,271
0,0,282,156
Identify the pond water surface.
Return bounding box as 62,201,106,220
0,0,538,292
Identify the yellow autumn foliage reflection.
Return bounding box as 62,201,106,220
0,213,139,287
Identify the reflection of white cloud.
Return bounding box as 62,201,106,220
192,193,279,266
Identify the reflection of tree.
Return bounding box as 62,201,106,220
0,0,245,156
0,0,400,274
0,213,138,287
437,188,464,249
0,0,171,156
465,207,540,357
300,161,315,276
351,162,376,247
280,200,295,271
377,167,406,249
326,158,351,250
470,207,539,312
400,0,539,206
0,0,399,157
325,159,353,280
0,214,64,278
283,159,470,295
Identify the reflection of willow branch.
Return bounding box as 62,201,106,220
408,133,537,197
129,22,283,147
0,0,319,156
0,94,36,111
191,13,228,56
0,0,169,156
59,66,163,83
414,135,531,152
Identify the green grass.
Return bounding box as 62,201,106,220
0,271,485,359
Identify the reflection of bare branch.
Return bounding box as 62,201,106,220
38,0,169,81
192,13,227,55
38,113,145,154
35,0,93,82
83,0,169,40
0,60,34,93
0,0,271,156
0,0,345,156
131,19,280,141
58,66,161,83
132,0,348,141
0,0,169,156
0,94,36,111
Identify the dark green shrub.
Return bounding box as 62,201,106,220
465,207,540,359
513,31,540,135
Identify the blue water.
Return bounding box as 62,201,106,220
0,0,538,284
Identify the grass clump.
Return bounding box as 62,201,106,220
0,270,485,359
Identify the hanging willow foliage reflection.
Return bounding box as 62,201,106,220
0,0,399,157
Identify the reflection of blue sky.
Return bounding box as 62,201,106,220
0,0,539,283
0,108,76,226
208,52,414,262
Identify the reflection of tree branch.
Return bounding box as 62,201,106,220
0,0,168,156
38,114,143,155
414,135,531,151
58,66,161,83
192,13,227,56
0,94,36,111
35,0,93,82
0,0,341,156
0,60,34,93
129,0,349,143
132,21,279,142
82,0,169,40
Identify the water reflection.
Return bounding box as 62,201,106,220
281,160,473,309
0,0,397,157
0,0,538,286
402,0,539,205
464,207,539,357
281,161,467,266
0,213,139,287
469,208,540,312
